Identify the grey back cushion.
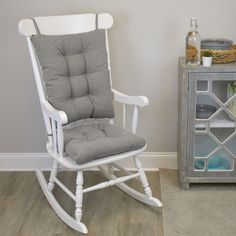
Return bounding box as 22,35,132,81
31,29,114,123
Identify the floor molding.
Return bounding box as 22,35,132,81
0,152,177,171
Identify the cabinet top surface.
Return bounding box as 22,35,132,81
179,57,236,73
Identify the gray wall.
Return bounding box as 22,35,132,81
1,0,236,153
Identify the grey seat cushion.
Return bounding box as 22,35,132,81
63,123,146,164
31,29,114,122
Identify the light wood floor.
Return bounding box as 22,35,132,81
0,171,163,236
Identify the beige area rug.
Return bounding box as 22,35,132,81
160,169,236,236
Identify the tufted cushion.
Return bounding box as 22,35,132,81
31,29,114,123
63,123,146,164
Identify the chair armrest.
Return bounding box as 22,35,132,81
112,89,149,107
41,100,68,125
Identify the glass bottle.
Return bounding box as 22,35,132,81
185,18,201,66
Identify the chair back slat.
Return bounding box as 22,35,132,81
19,13,113,36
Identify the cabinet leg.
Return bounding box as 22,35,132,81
181,181,190,190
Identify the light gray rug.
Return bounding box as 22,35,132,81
160,169,236,236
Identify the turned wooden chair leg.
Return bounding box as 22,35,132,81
134,155,152,198
75,171,84,223
48,160,59,191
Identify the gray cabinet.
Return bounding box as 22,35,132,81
178,57,236,189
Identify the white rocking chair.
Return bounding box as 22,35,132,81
18,13,162,234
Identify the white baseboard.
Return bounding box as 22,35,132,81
0,152,177,171
117,152,177,170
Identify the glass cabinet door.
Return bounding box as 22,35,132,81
187,73,236,177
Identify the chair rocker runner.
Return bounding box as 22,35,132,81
18,13,162,234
